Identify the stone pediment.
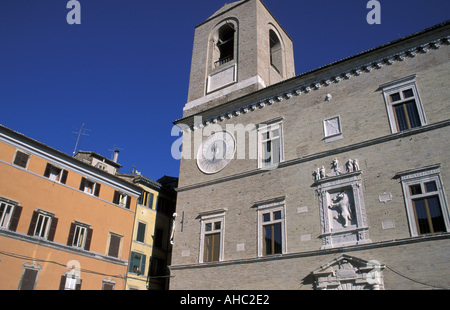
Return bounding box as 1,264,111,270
312,254,385,290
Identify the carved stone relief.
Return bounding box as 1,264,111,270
312,254,385,290
313,159,371,249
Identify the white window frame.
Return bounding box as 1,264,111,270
34,212,52,239
0,201,15,229
255,198,287,257
72,222,89,248
380,75,426,133
198,210,226,263
257,119,284,169
397,164,450,237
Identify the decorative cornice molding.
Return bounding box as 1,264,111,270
179,35,449,132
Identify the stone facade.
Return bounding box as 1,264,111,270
171,0,450,290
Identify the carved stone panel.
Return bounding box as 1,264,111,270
314,159,371,249
312,254,385,290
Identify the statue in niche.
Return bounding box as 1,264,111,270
329,191,353,227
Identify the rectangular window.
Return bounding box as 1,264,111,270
73,225,87,247
108,233,122,258
27,210,57,241
79,177,101,197
0,199,22,231
262,210,283,255
199,210,226,263
129,252,146,275
34,213,51,238
256,198,286,257
258,121,283,169
397,165,449,237
380,75,426,133
203,222,222,262
136,222,146,243
13,150,29,168
19,268,39,290
44,163,68,184
138,191,154,208
0,202,14,229
67,222,92,251
113,190,130,208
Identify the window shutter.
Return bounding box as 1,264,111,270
148,192,154,208
44,163,52,178
9,205,22,232
108,235,120,257
125,195,131,209
20,269,38,290
79,177,86,191
59,275,67,290
140,254,146,276
75,279,82,290
128,252,136,272
67,223,76,246
27,211,39,236
94,183,101,197
60,170,68,184
84,228,93,251
47,217,58,242
113,191,119,204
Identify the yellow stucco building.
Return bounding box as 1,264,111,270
118,173,177,290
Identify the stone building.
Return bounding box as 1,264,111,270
170,0,450,289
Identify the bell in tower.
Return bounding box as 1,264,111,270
183,0,295,117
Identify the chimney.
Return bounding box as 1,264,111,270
113,150,120,163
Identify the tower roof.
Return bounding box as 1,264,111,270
203,0,248,25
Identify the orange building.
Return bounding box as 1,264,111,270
0,125,141,290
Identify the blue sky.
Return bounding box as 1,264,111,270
1,0,449,181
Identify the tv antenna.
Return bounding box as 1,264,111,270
72,123,91,156
108,143,124,162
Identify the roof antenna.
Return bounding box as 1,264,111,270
108,143,124,163
72,123,91,156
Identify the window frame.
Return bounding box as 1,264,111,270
398,165,449,237
107,232,123,258
255,198,287,257
79,177,101,197
128,251,146,276
44,163,68,184
13,150,30,169
380,75,426,133
34,212,53,239
113,190,130,209
136,221,146,243
18,262,42,290
257,119,284,169
198,210,226,263
0,201,14,229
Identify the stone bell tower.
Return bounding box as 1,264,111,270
183,0,295,117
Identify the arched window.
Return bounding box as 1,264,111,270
269,30,283,75
214,23,235,67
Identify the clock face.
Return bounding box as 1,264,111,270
197,131,236,174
